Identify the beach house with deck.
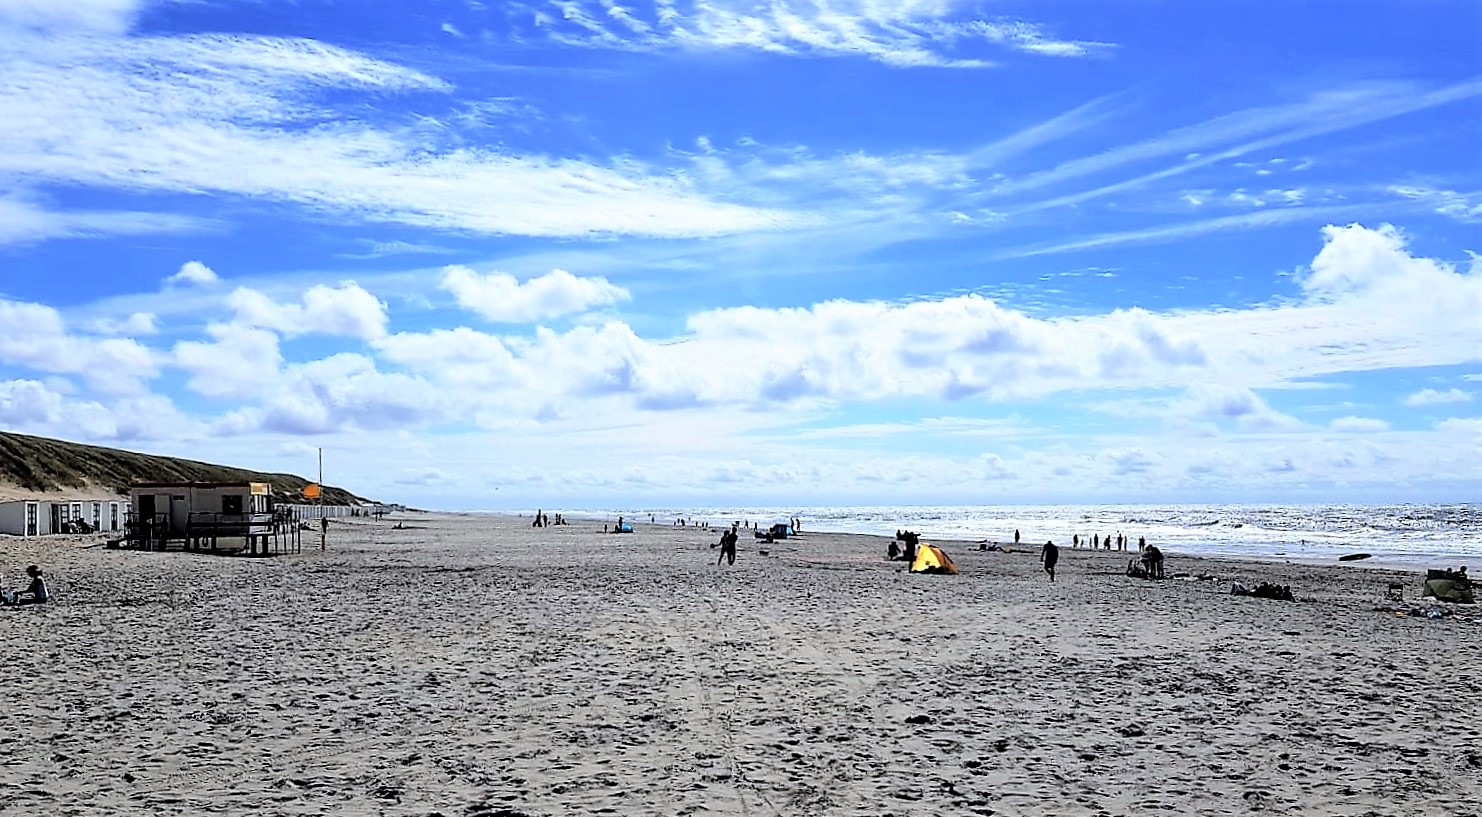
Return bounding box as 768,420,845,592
127,481,295,554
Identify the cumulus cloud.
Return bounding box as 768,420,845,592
0,298,157,392
374,328,525,388
166,261,220,287
1171,384,1302,432
1405,388,1473,406
346,225,1477,419
0,377,197,441
173,323,284,399
441,267,630,323
229,282,389,340
254,354,443,435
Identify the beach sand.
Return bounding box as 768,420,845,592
1,513,1478,816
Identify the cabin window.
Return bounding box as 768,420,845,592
222,495,243,515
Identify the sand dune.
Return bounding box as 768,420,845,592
1,514,1477,816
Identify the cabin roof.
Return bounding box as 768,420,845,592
130,481,271,490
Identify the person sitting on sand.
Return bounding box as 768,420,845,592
4,566,49,606
888,540,901,561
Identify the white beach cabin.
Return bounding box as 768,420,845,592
0,500,48,536
0,498,125,536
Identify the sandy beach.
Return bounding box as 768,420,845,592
2,512,1478,816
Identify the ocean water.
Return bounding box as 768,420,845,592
555,504,1481,569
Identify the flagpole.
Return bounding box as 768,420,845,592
318,446,325,551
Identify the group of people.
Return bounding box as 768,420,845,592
713,525,740,566
1067,532,1146,552
1,565,48,606
887,530,921,563
1127,545,1165,579
531,510,567,528
1033,532,1162,583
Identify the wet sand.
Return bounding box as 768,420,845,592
2,513,1478,816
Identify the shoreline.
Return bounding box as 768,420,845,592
461,509,1460,574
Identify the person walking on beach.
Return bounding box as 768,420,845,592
717,526,738,566
1014,528,1021,547
1040,541,1059,582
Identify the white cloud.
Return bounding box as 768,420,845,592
1170,384,1302,432
0,24,794,241
1005,206,1366,258
166,260,220,287
1330,416,1389,433
0,195,212,246
1388,185,1482,223
337,240,455,259
1108,447,1158,475
1405,388,1473,407
229,282,389,340
330,225,1479,422
9,222,1475,506
1437,417,1482,434
0,298,157,392
173,323,283,399
1300,223,1476,304
441,267,630,323
0,377,199,441
375,327,525,389
1000,79,1482,210
86,311,157,336
513,0,1106,67
251,354,444,435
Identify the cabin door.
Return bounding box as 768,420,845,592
169,495,188,535
25,502,38,536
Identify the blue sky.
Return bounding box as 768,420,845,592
0,0,1479,509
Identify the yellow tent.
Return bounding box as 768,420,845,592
909,543,958,575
